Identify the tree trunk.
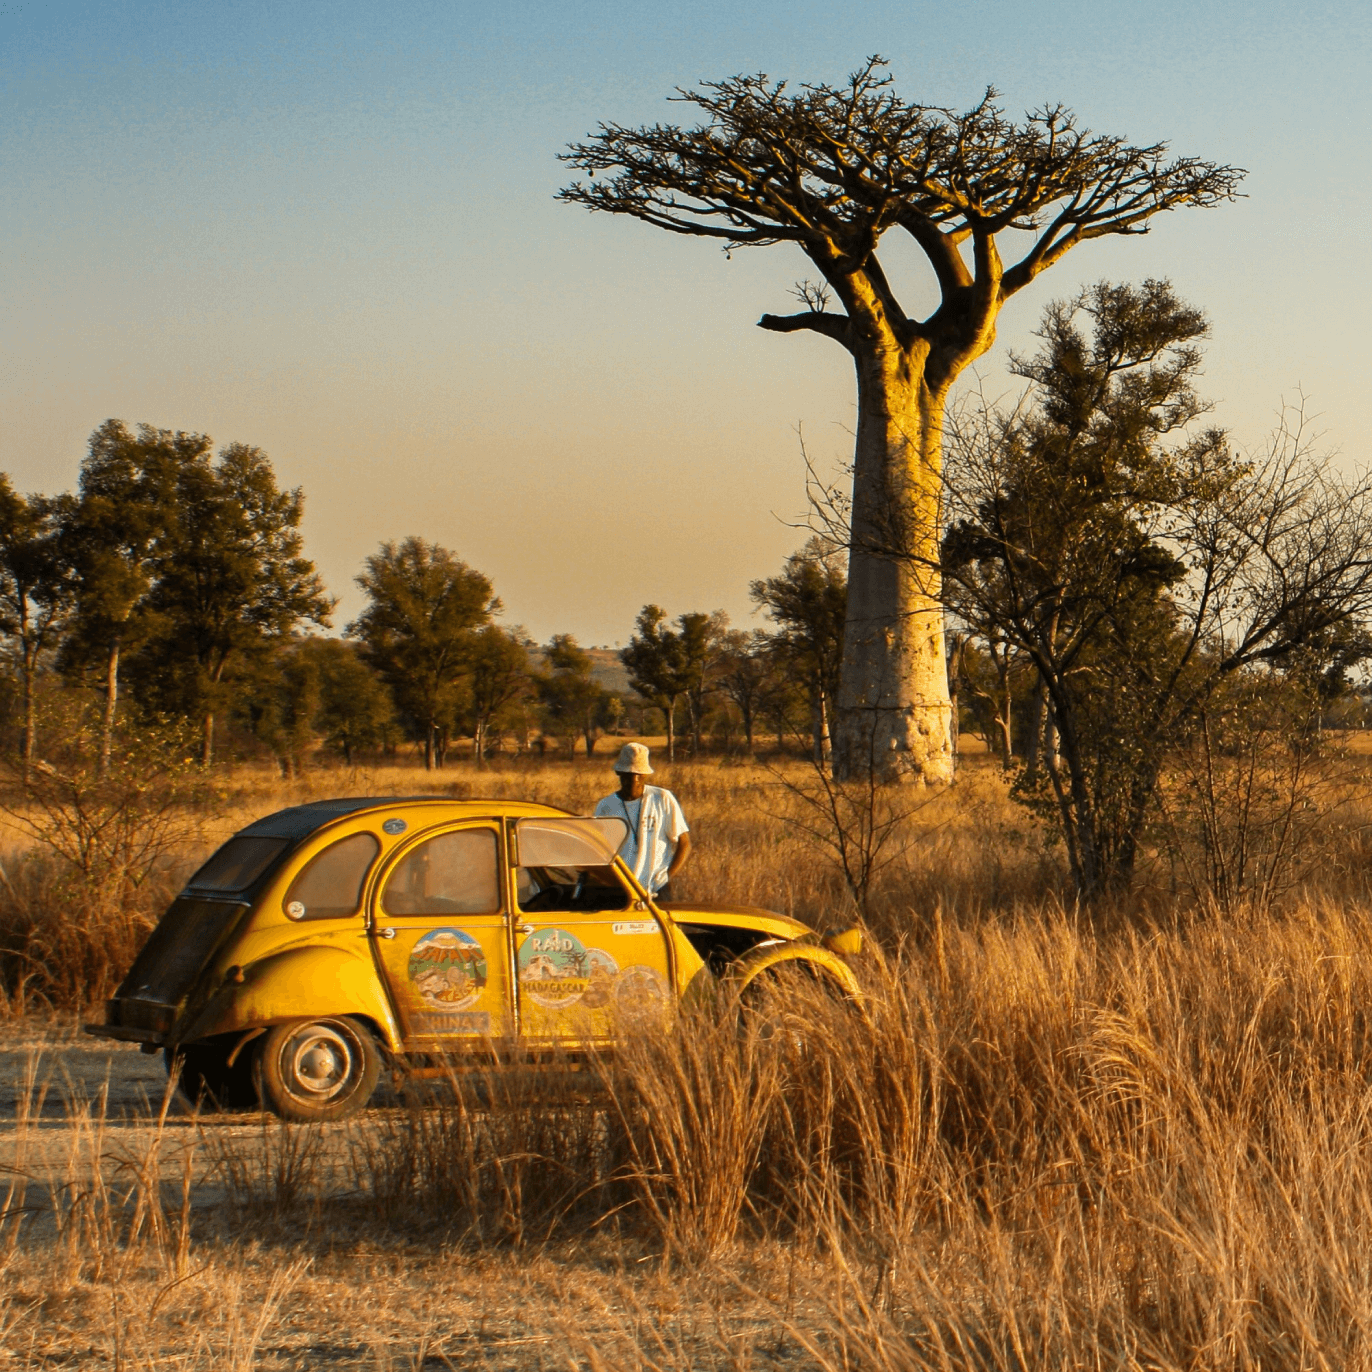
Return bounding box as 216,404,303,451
99,635,121,779
946,633,964,778
834,348,954,784
665,699,676,763
201,711,215,768
1024,679,1047,783
424,719,435,771
994,644,1013,772
20,657,36,782
584,725,596,759
474,718,487,766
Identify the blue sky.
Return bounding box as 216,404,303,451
3,0,1368,642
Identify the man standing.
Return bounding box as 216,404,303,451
595,742,692,901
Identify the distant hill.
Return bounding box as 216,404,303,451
585,647,632,695
528,644,633,696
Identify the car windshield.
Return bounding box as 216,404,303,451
185,836,291,893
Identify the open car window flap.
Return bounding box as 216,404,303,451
515,817,629,867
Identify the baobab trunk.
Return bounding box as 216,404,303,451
833,345,954,784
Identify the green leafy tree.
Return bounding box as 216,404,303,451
536,634,610,760
308,638,397,765
465,625,534,762
57,420,201,774
675,610,729,756
620,606,692,762
128,441,333,765
715,628,783,754
562,58,1242,781
349,538,498,769
239,639,323,778
942,281,1372,895
752,539,847,765
0,479,75,775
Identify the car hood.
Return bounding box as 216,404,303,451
657,901,814,942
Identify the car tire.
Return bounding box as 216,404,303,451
167,1037,259,1112
738,961,850,1051
255,1016,381,1122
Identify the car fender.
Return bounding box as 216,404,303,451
725,941,861,1000
176,945,402,1050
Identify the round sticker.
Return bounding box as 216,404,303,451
518,928,592,1009
382,818,407,835
408,928,487,1010
579,948,620,1009
286,900,306,920
614,965,669,1024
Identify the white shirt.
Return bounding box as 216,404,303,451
595,785,688,895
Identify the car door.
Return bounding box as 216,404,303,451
510,816,674,1045
370,821,513,1046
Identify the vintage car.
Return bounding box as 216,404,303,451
86,796,861,1120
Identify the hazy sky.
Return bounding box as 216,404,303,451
3,1,1368,644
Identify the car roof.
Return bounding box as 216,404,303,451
235,796,573,842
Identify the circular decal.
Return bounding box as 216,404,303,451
286,900,305,920
382,818,407,836
408,928,487,1010
614,965,669,1024
580,948,620,1009
518,928,592,1009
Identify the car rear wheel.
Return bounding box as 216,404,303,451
167,1037,259,1112
255,1017,380,1122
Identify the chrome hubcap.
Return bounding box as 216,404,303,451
284,1025,353,1099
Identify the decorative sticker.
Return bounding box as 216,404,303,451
408,927,487,1011
518,928,591,1009
611,921,657,936
614,965,669,1023
579,948,620,1009
382,817,407,835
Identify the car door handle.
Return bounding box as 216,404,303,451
378,928,396,940
515,924,534,936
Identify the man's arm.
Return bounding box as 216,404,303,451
666,831,692,882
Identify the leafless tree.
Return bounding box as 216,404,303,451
562,58,1242,781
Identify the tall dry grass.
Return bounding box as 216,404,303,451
10,896,1372,1366
7,753,1372,1365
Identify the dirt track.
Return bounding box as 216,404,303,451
0,1023,172,1121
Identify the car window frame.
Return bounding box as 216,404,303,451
373,819,507,923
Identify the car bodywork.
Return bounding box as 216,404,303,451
86,796,860,1109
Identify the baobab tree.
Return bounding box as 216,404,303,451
560,58,1242,780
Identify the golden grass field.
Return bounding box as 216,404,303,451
8,750,1372,1369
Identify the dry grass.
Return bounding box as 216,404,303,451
8,753,1372,1366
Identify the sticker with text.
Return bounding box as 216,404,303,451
611,921,658,936
408,927,487,1011
518,928,592,1009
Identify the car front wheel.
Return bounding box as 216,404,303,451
255,1017,380,1122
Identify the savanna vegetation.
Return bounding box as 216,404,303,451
0,65,1368,1363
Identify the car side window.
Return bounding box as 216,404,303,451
283,833,380,920
516,863,632,913
382,829,501,916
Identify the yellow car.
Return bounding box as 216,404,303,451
86,796,861,1120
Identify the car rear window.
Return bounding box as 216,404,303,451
283,833,380,920
186,836,291,893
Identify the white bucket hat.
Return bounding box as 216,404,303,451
614,742,654,775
